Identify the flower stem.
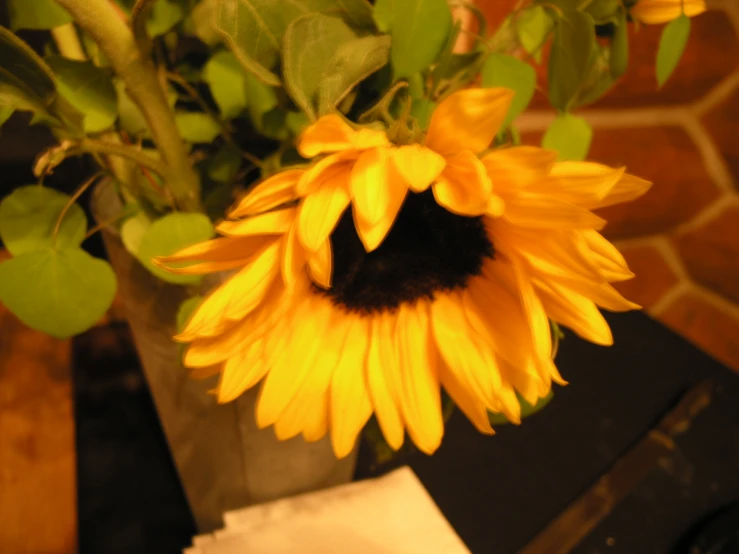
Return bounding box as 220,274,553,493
80,139,170,177
52,172,104,248
53,0,202,212
50,23,86,60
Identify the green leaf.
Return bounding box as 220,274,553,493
215,0,374,86
207,143,243,184
542,113,593,160
318,34,391,115
46,57,117,133
120,210,151,257
656,14,690,88
610,10,629,79
516,6,553,64
0,248,116,338
175,112,221,143
147,0,185,37
203,51,248,120
176,295,203,333
283,14,357,119
0,186,86,256
376,0,452,79
8,0,72,30
137,212,214,285
243,72,278,127
481,53,536,129
187,0,222,45
548,9,596,111
286,111,310,135
411,98,436,130
0,28,81,129
488,390,554,425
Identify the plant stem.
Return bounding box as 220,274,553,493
131,0,157,53
53,0,202,212
52,172,103,247
81,139,170,177
50,23,86,60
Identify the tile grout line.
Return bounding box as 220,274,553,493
516,106,688,132
692,70,739,117
673,194,739,235
649,281,692,317
691,283,739,321
680,115,736,193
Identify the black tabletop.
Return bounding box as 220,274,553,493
74,311,739,554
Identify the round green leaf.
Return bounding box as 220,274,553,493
481,53,536,129
120,211,152,257
542,113,593,161
137,212,214,285
548,9,595,112
203,51,248,120
516,6,553,64
0,248,117,338
46,56,118,133
0,185,86,256
610,10,629,79
175,112,222,144
147,0,185,37
488,390,554,425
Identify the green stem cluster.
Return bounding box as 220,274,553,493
53,0,202,212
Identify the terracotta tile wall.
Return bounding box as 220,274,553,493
478,0,739,371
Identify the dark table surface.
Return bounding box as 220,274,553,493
73,311,739,554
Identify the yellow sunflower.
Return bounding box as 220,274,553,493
630,0,706,24
158,88,650,459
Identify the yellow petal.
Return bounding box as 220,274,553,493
532,161,625,208
350,127,391,150
280,223,306,288
179,241,280,338
352,169,408,252
256,295,336,428
481,146,557,192
349,147,392,224
595,173,652,209
156,235,267,264
222,240,282,321
501,190,606,230
297,169,351,251
330,316,373,458
494,224,604,284
229,169,303,218
302,394,329,442
151,257,245,276
366,315,404,451
217,338,266,403
307,239,333,289
438,363,494,435
297,114,356,158
296,153,354,196
508,258,553,364
535,278,614,346
430,292,497,410
631,0,706,24
581,230,634,282
216,206,296,236
433,150,492,216
391,144,446,192
396,301,443,455
425,88,515,156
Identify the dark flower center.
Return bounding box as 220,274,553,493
320,189,494,314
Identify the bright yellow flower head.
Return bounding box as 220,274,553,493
631,0,706,24
159,87,651,459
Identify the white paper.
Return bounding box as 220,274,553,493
185,466,471,554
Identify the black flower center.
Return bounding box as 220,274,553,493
320,190,494,314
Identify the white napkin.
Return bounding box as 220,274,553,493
185,466,471,554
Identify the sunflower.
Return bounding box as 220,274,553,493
630,0,706,24
158,88,650,459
